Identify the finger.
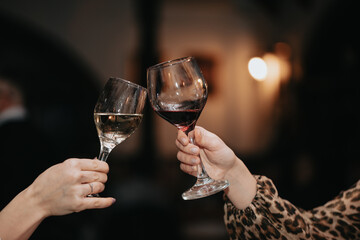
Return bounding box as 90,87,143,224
180,163,198,177
78,197,116,211
188,130,195,144
82,182,105,196
80,159,109,173
177,130,189,146
194,127,205,147
177,151,200,165
175,139,185,151
64,158,109,173
194,126,219,150
175,139,199,155
80,171,108,184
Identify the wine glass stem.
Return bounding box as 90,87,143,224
98,146,111,162
189,135,210,180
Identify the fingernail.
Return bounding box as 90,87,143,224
192,166,198,171
191,148,198,154
112,198,116,204
181,137,187,145
191,158,198,164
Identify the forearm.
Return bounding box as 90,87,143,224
224,157,257,210
0,187,47,240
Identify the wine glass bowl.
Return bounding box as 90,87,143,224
94,113,143,151
94,78,147,162
147,57,207,133
147,57,229,200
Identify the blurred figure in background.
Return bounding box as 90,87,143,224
0,77,55,209
0,77,26,126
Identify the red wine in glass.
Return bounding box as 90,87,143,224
154,99,205,132
155,108,202,132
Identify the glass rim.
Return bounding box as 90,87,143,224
147,56,194,71
108,77,147,91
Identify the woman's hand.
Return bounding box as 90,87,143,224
27,158,115,217
175,126,257,209
0,158,115,240
175,126,237,180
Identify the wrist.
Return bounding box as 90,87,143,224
224,158,257,209
0,186,48,239
24,184,50,220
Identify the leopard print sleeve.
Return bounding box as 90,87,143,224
224,175,360,240
307,179,360,239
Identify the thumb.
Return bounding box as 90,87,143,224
194,126,216,150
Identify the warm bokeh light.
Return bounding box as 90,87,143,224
248,57,267,81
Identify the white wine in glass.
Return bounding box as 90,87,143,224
94,113,144,158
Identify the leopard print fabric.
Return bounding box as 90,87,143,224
224,175,360,240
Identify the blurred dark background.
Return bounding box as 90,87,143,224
0,0,359,239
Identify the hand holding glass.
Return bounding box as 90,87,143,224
147,57,229,200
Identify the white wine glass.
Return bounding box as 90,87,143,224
147,56,229,200
94,77,147,161
91,78,147,196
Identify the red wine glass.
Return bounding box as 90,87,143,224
147,56,229,200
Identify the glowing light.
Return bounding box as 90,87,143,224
248,57,267,81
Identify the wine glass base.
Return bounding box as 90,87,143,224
182,178,229,200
